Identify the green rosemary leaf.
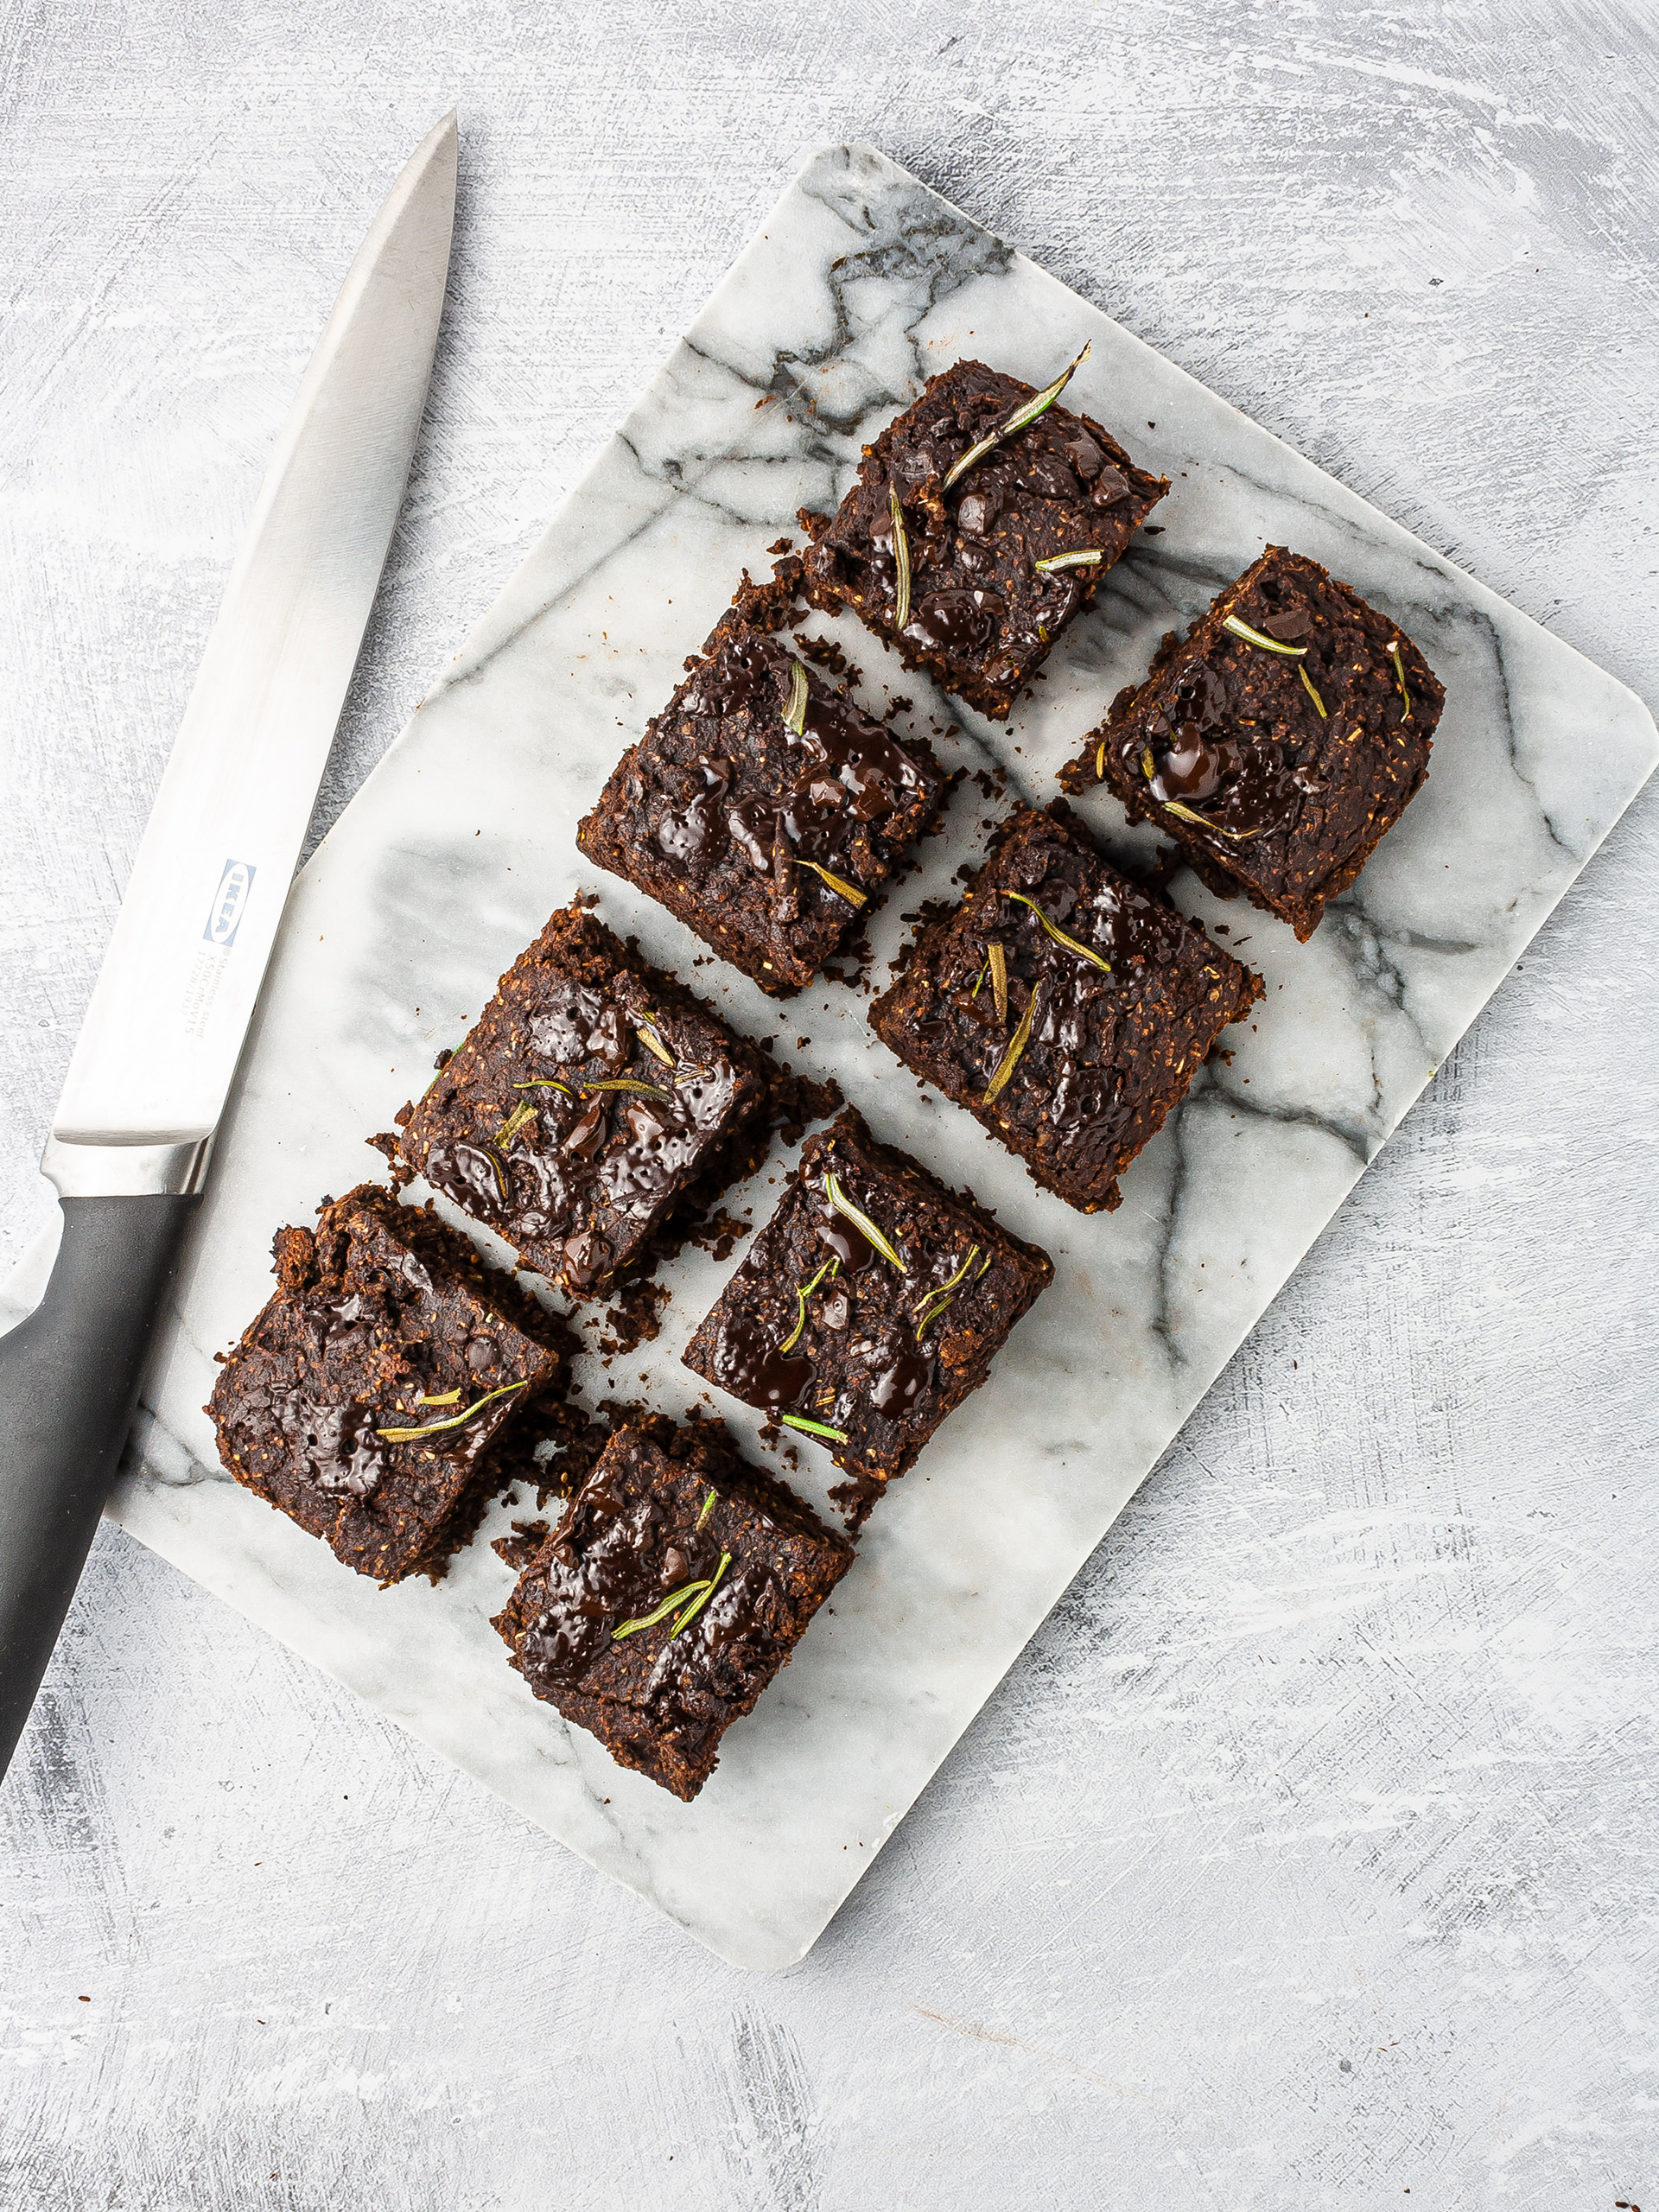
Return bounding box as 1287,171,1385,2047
783,658,809,736
889,485,911,631
943,340,1092,492
1003,890,1111,974
1033,548,1104,573
983,993,1035,1105
376,1378,528,1443
581,1077,671,1098
696,1488,716,1531
781,1414,849,1443
493,1099,538,1148
1160,798,1262,842
632,1014,676,1066
670,1550,732,1638
1222,613,1307,658
512,1077,573,1096
1299,664,1327,717
798,858,868,906
913,1243,981,1338
613,1580,712,1642
1390,639,1412,722
416,1389,462,1407
971,951,990,999
988,939,1008,1023
823,1171,906,1271
779,1255,840,1355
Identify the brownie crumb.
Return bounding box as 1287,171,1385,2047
687,1206,750,1262
365,1130,416,1189
492,1519,551,1571
594,1279,671,1357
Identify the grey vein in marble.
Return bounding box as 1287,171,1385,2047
28,143,1649,1969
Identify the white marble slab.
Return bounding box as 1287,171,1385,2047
51,142,1654,1970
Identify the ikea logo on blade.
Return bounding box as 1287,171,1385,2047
203,859,257,948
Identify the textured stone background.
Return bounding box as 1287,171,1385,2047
3,3,1657,2206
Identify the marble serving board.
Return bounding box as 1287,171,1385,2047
19,142,1655,1971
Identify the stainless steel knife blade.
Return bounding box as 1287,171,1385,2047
0,111,461,1783
45,109,458,1198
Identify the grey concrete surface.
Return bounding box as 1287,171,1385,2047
2,3,1656,2206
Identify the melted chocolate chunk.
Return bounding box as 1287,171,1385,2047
277,1389,391,1499
710,1313,814,1411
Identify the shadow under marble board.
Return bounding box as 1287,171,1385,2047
22,143,1652,1969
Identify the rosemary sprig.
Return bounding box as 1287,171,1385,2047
779,1255,840,1355
632,1014,676,1066
984,993,1035,1104
1003,890,1111,974
1299,664,1327,717
798,859,867,906
889,486,911,631
613,1580,711,1642
696,1488,716,1531
670,1551,731,1637
1222,613,1307,658
913,1243,981,1338
988,939,1008,1022
1390,639,1412,721
1159,798,1262,841
942,340,1092,492
416,1389,461,1407
376,1378,528,1443
781,1414,849,1443
783,659,809,736
493,1099,538,1148
512,1077,573,1096
1034,549,1104,573
823,1172,906,1270
581,1077,671,1098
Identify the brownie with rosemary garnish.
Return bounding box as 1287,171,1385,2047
1058,545,1443,939
392,901,769,1299
575,610,945,995
207,1184,575,1586
868,804,1262,1215
493,1414,852,1801
798,351,1167,721
682,1108,1052,1529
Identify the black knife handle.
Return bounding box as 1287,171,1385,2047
0,1193,198,1781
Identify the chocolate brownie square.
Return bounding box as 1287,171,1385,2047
393,902,768,1299
682,1109,1052,1527
493,1416,852,1801
800,353,1167,720
575,612,945,995
1059,545,1443,938
207,1185,574,1586
868,804,1262,1215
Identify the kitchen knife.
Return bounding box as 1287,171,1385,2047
0,111,459,1780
